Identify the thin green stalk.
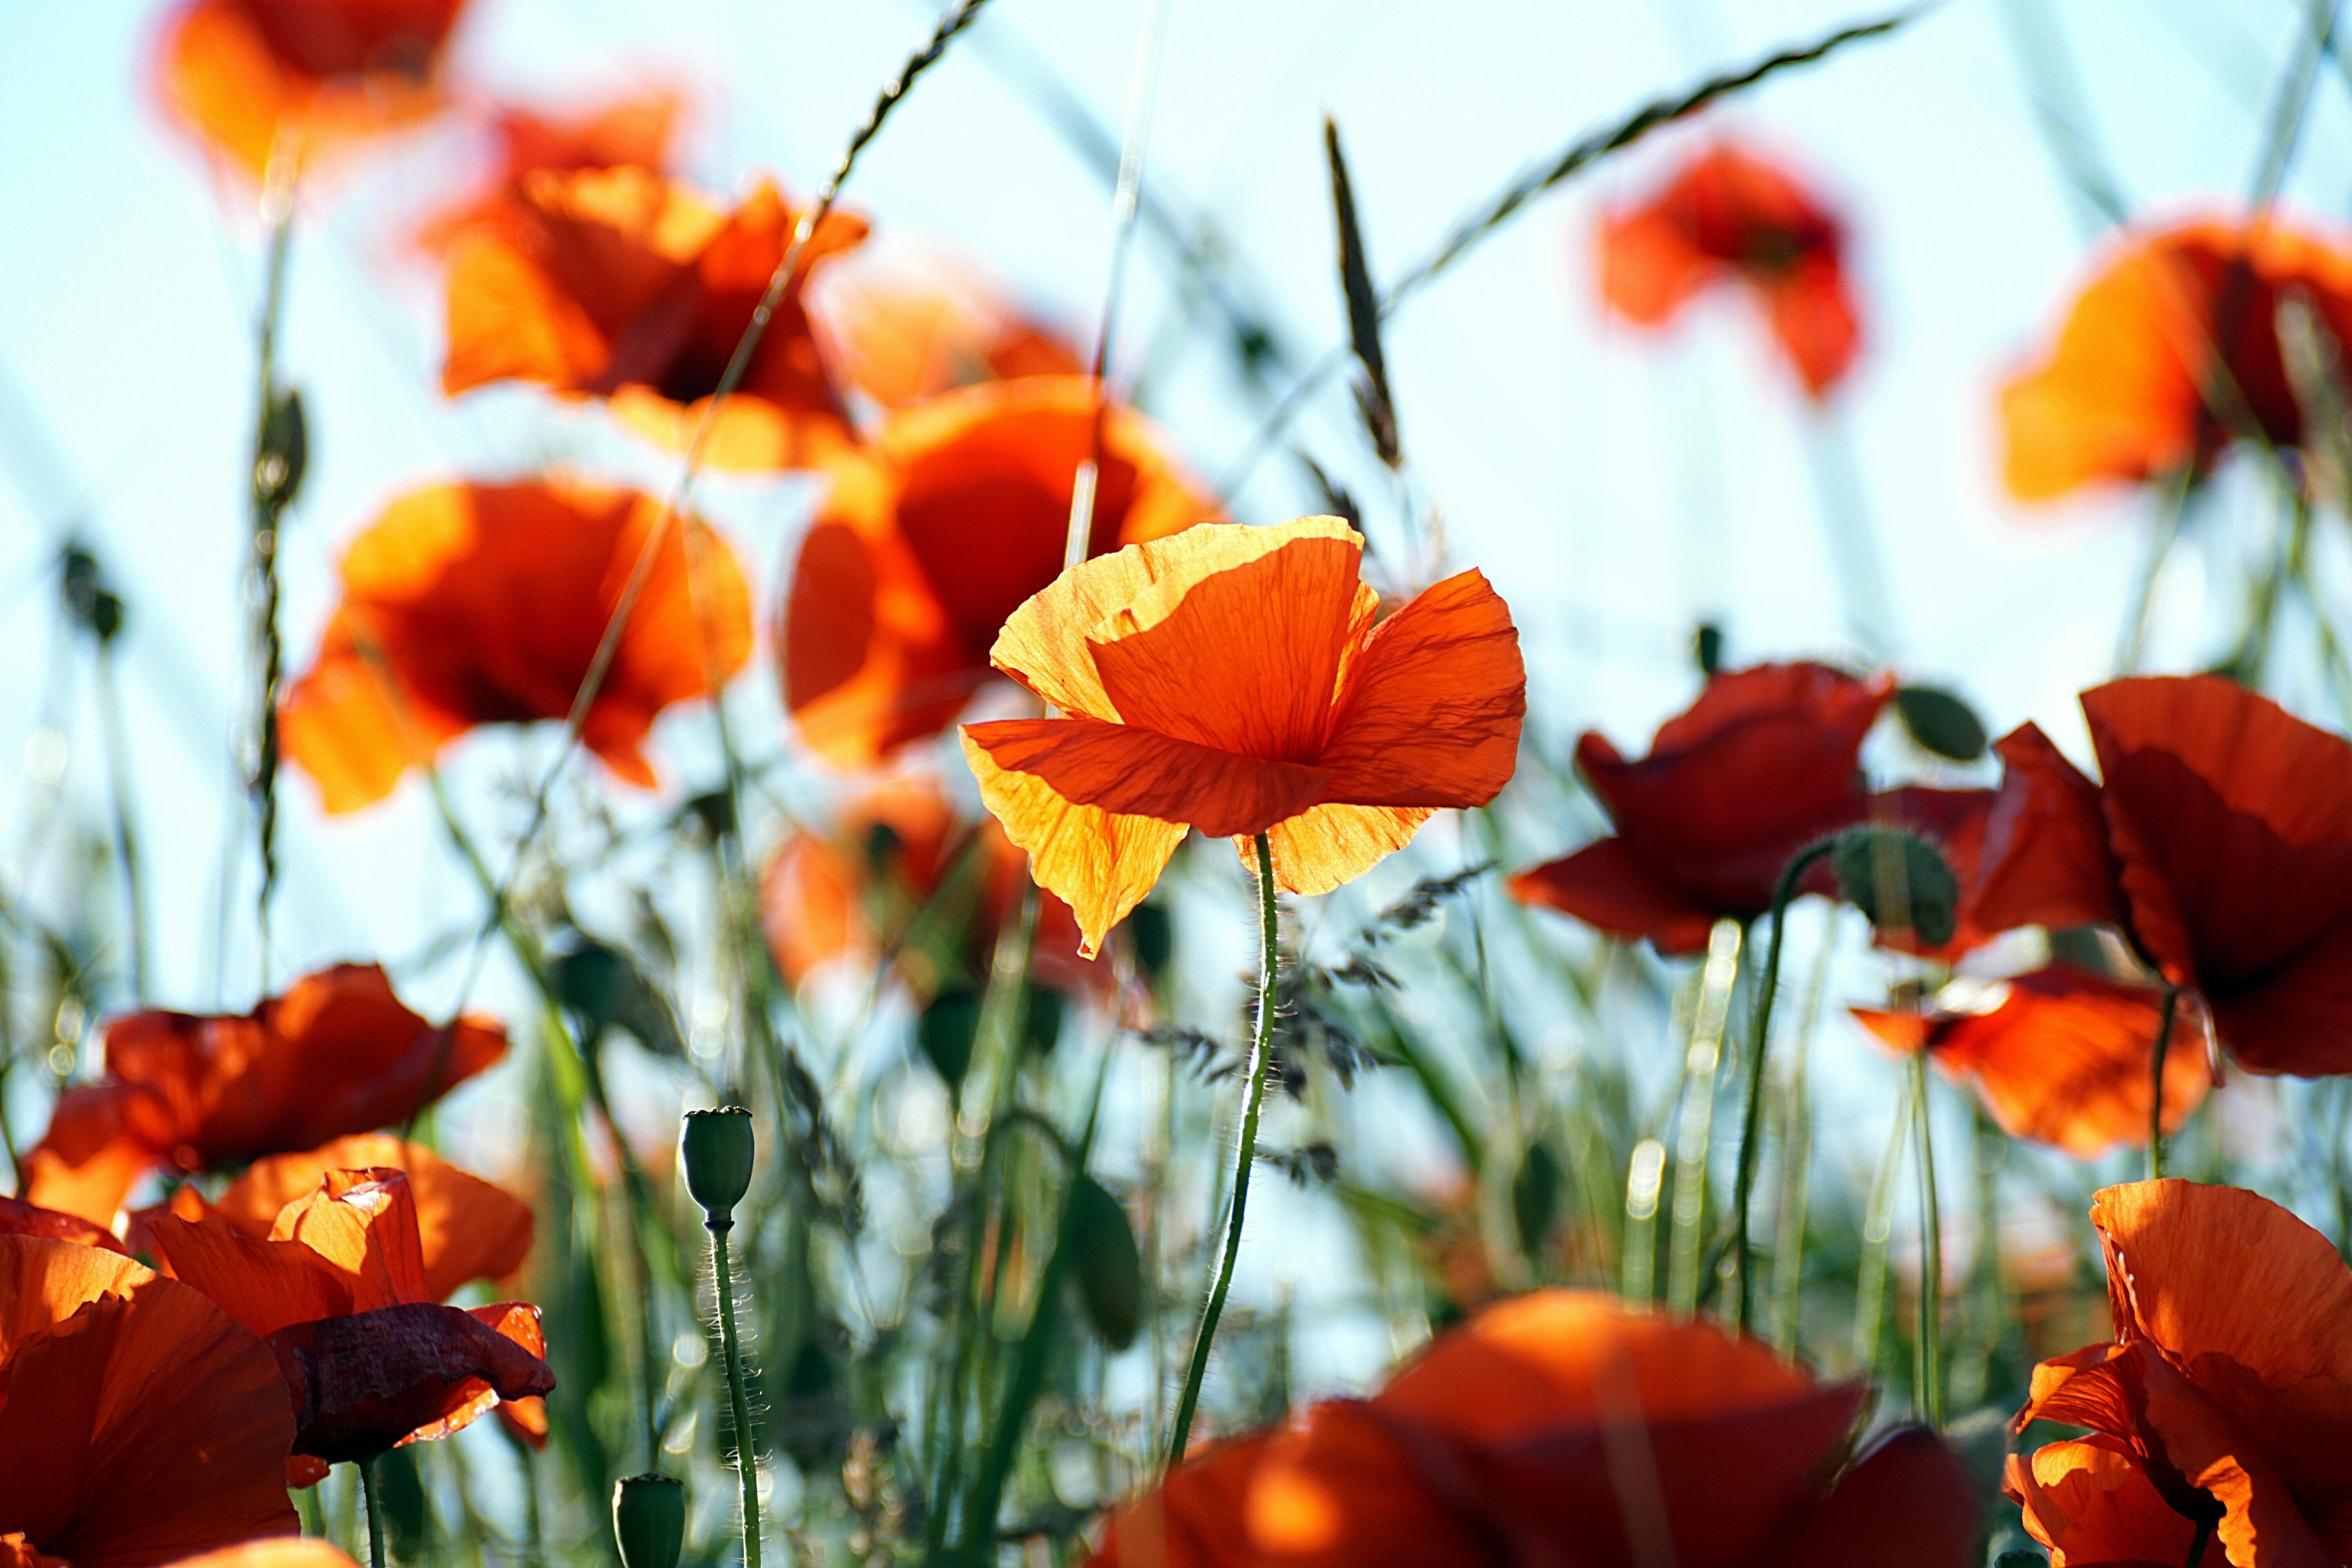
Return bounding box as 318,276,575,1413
1769,926,1833,1356
246,184,295,975
359,1456,387,1568
1668,919,1742,1314
94,645,146,1000
1621,1138,1668,1304
1733,843,1835,1335
2116,466,2193,675
1853,1095,1908,1377
1165,831,1280,1468
709,1218,761,1568
2148,985,2182,1181
1911,1053,1945,1428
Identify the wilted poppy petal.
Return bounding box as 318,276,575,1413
400,1303,548,1446
1254,804,1433,898
1509,837,1724,955
1087,1432,1269,1568
2009,1436,2224,1568
0,1196,128,1255
965,716,1327,839
270,1299,554,1462
1752,1427,1977,1567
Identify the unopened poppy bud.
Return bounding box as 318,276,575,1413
682,1106,755,1227
1830,826,1960,948
613,1473,686,1568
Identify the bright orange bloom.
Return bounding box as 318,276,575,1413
441,166,866,470
157,0,466,182
2001,216,2352,500
0,1234,299,1567
1853,966,2213,1158
782,376,1221,767
417,92,683,252
1510,663,1893,953
146,1165,552,1463
1599,142,1862,399
156,1544,360,1568
813,255,1081,410
2010,1180,2352,1564
279,478,751,813
1092,1289,1976,1568
1971,675,2352,1076
0,1196,127,1255
22,964,505,1227
962,516,1525,957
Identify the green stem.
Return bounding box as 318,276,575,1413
1854,1094,1908,1378
1165,831,1280,1468
247,190,295,975
1911,1052,1945,1429
710,1221,761,1568
2148,985,2182,1181
359,1456,387,1568
1733,842,1835,1336
2186,1516,2216,1568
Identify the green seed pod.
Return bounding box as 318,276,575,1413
612,1473,686,1568
681,1106,756,1227
1830,827,1960,948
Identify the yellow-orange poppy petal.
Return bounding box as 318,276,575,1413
962,730,1186,959
965,716,1327,839
1087,1432,1270,1568
2133,1349,2337,1568
269,1169,432,1311
1252,804,1432,897
18,1086,157,1228
161,1542,362,1568
2009,1436,2224,1568
142,1202,356,1338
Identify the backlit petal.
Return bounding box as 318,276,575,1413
1254,805,1432,897
1086,1432,1269,1568
1313,569,1526,809
964,716,1325,839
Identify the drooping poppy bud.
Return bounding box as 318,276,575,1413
681,1107,756,1228
613,1473,686,1568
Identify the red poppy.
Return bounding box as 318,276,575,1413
2010,1180,2352,1564
417,92,683,252
2001,216,2352,500
279,478,752,813
441,167,866,470
1092,1289,1976,1568
1599,142,1862,398
1509,663,1893,953
0,1234,299,1568
1970,674,2352,1076
145,1165,552,1464
157,0,466,182
1854,966,2213,1158
812,254,1081,410
963,516,1526,956
782,376,1223,768
21,965,505,1228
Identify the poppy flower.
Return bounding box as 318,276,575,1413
812,254,1081,410
21,964,506,1228
2000,216,2352,501
441,166,866,470
0,1196,127,1256
0,1234,299,1568
417,91,683,252
1853,966,2213,1158
1598,142,1863,398
759,775,1099,995
1091,1289,1977,1568
2009,1179,2352,1564
960,516,1526,957
157,0,466,183
1508,662,1893,954
278,478,752,813
144,1165,553,1465
781,376,1222,768
156,1546,360,1568
1969,674,2352,1076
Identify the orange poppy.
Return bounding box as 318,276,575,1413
417,91,683,252
1509,663,1893,953
156,0,466,183
961,515,1525,957
1853,966,2213,1158
2000,216,2352,500
2009,1179,2352,1564
0,1234,299,1568
21,964,506,1228
441,166,866,470
155,1545,360,1568
1599,142,1862,399
0,1196,127,1255
781,376,1222,768
1970,674,2352,1076
1092,1289,1976,1568
812,254,1081,410
145,1165,552,1464
279,478,751,813
759,775,1098,995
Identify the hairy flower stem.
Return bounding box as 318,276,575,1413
1912,1053,1945,1428
359,1456,387,1568
709,1220,760,1568
1165,832,1280,1468
2147,984,2182,1180
1733,842,1833,1336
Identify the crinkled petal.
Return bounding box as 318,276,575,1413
269,1300,554,1463
1251,805,1432,898
964,716,1325,839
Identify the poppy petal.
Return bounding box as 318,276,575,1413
1971,721,2124,937
1509,837,1725,955
1752,1427,1978,1567
159,1542,363,1568
1760,256,1862,399
19,1086,156,1228
142,1203,356,1338
269,1300,554,1462
2009,1436,2224,1568
964,716,1327,839
269,1169,432,1311
0,1196,129,1255
1087,1432,1270,1568
1244,1400,1488,1568
1253,805,1433,897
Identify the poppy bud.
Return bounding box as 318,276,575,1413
682,1106,756,1228
613,1473,686,1568
1830,826,1959,947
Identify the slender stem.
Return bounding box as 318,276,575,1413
2186,1516,2215,1568
1733,842,1834,1335
2148,985,2182,1181
359,1456,387,1568
710,1221,761,1568
1165,832,1280,1468
94,646,146,1000
2116,466,2192,675
1911,1052,1945,1428
1854,1094,1908,1376
246,189,295,979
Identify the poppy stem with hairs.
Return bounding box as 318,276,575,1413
1733,840,1835,1337
684,1108,761,1568
2148,984,2182,1181
1165,831,1281,1468
359,1455,387,1568
1911,1051,1946,1428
